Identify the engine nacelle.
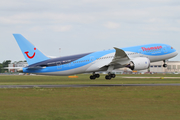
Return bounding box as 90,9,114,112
127,57,150,70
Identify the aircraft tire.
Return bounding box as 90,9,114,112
105,75,111,80
163,64,167,68
95,74,100,78
111,74,116,78
90,75,96,80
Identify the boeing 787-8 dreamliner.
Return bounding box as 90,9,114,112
12,34,178,80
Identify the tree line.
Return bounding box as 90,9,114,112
0,60,11,73
0,60,27,73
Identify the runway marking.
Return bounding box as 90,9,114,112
0,84,180,88
122,77,180,79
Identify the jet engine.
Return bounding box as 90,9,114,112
127,57,150,70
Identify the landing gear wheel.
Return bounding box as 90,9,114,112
111,74,116,78
89,73,100,80
105,75,111,80
90,75,96,80
163,64,167,68
95,74,100,78
163,60,167,68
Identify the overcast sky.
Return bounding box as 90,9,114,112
0,0,180,63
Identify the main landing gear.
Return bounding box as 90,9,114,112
163,60,167,68
89,72,116,80
105,73,116,80
90,72,100,80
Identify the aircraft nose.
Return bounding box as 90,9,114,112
174,51,178,56
171,46,178,56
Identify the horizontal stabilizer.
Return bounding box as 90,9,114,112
3,67,23,72
3,67,23,69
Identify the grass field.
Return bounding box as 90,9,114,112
0,74,180,85
0,74,180,120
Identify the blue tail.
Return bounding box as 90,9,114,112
13,34,50,65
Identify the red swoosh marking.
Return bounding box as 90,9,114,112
24,48,36,59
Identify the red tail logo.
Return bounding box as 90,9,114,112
24,48,36,59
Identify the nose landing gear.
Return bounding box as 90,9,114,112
163,60,167,68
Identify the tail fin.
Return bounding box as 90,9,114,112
13,34,50,65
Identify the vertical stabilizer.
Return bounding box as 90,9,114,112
13,34,50,65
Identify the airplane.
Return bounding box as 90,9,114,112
12,34,178,80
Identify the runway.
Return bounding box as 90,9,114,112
0,84,180,88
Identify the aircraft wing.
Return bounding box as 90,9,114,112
109,47,130,65
98,47,130,70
